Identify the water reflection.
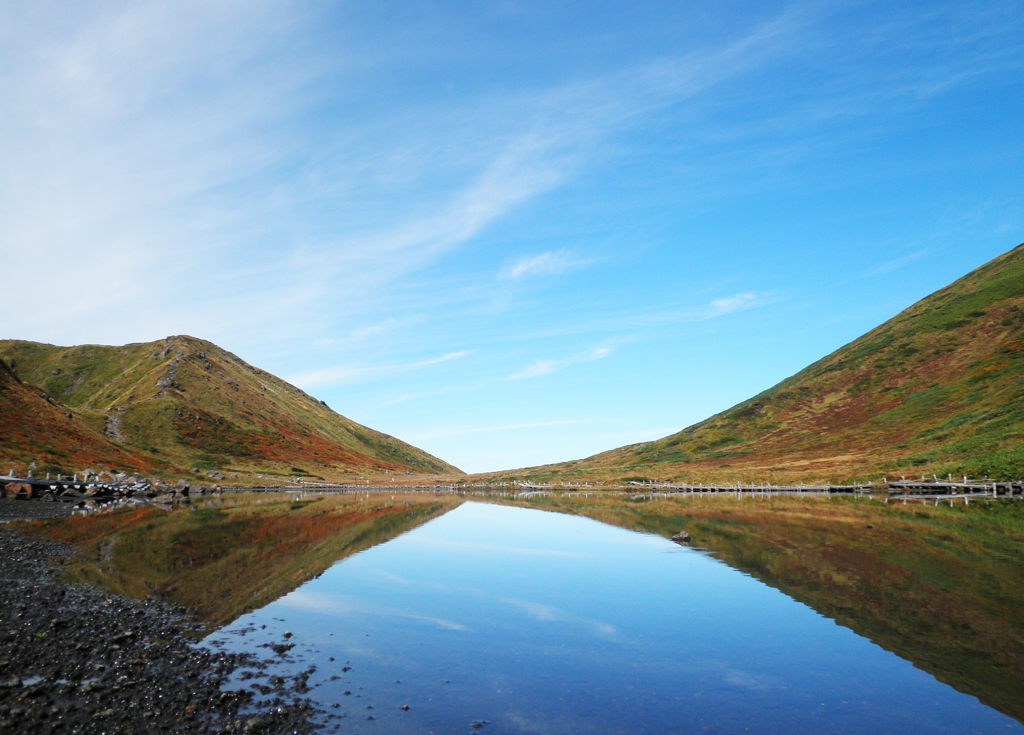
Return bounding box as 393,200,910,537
535,493,1024,725
208,502,1023,734
32,494,456,628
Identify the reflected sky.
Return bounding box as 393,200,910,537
207,502,1023,734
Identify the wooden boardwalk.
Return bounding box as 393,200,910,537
4,473,1023,505
624,481,875,496
884,477,1024,503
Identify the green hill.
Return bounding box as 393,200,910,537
487,242,1024,484
0,335,460,480
0,355,164,477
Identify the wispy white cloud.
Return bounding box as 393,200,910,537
636,292,781,327
495,291,783,343
708,292,760,316
409,420,590,442
851,250,928,279
380,386,454,408
349,318,402,340
3,2,1013,350
0,2,814,349
507,346,612,381
508,359,557,380
288,350,474,389
504,249,592,279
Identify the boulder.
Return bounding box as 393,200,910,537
671,531,692,545
5,483,36,500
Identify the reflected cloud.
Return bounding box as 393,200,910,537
693,658,786,692
504,598,617,636
376,570,458,594
280,590,473,632
407,536,592,558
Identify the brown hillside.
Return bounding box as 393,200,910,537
0,336,459,480
0,358,162,476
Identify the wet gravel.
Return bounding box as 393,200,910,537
0,498,76,522
0,524,321,734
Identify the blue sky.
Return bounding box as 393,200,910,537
2,1,1021,473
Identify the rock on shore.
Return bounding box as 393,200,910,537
0,527,320,734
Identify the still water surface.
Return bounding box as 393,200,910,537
206,502,1022,734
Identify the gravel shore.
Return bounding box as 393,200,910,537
0,498,76,522
0,512,320,734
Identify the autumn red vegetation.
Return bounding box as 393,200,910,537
0,336,458,482
0,359,161,476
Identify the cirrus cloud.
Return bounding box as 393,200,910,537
507,346,612,381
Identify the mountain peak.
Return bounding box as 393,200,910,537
0,337,460,481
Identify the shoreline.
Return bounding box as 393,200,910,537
0,515,321,734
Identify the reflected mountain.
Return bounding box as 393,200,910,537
502,494,1024,725
27,493,461,630
23,490,1024,725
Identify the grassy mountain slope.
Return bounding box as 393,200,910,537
0,336,459,479
491,243,1024,484
0,357,165,476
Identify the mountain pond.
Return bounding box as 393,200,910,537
204,501,1023,734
